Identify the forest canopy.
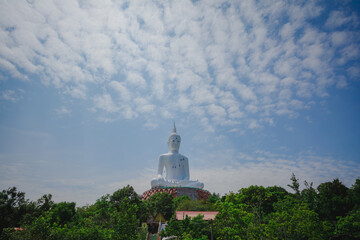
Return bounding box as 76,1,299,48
1,175,359,240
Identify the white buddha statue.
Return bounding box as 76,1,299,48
151,124,204,189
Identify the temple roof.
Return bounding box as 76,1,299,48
175,211,219,221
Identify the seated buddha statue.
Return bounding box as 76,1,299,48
151,124,204,189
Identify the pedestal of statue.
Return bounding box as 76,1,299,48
142,187,211,201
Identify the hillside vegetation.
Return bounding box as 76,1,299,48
1,174,359,239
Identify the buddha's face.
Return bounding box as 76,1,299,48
168,135,181,152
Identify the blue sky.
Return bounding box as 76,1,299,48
0,0,360,206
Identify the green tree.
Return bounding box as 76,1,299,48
146,192,174,220
288,173,300,196
110,185,148,223
13,194,140,240
236,186,267,227
112,198,140,240
316,178,350,222
213,197,256,239
161,216,185,238
188,215,210,239
207,193,220,204
213,186,289,239
265,196,328,239
301,180,318,211
36,194,54,213
348,178,360,211
237,185,286,220
16,214,52,240
334,209,360,240
49,202,76,226
110,185,140,205
0,187,28,235
176,199,208,211
205,192,220,211
263,186,288,214
162,215,210,240
173,195,191,209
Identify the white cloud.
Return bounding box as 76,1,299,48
0,58,28,80
207,104,226,124
347,66,360,79
248,119,260,129
126,72,147,89
121,106,137,120
178,95,192,112
336,76,347,88
192,151,360,195
0,0,358,131
325,10,353,29
56,106,71,115
331,31,349,47
93,93,119,113
65,85,87,99
134,97,155,114
0,89,23,102
109,81,131,101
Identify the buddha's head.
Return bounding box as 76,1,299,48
168,123,181,152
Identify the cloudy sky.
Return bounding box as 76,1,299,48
1,0,360,206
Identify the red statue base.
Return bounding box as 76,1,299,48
142,187,211,201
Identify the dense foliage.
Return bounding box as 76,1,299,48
1,176,359,239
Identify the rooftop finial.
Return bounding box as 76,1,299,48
172,121,176,133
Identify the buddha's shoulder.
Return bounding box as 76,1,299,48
178,154,188,160
159,153,188,159
159,153,170,159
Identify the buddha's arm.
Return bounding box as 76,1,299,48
157,156,165,177
184,157,190,180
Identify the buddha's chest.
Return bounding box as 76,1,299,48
165,156,186,169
